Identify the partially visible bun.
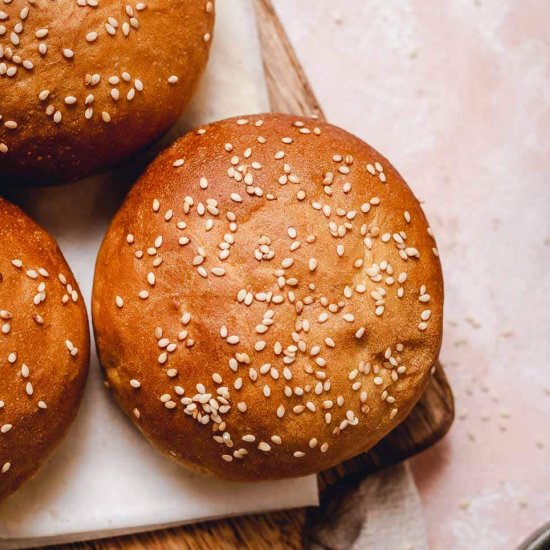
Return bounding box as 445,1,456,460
0,0,214,185
0,198,90,502
93,113,443,481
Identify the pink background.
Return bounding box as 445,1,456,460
272,1,550,548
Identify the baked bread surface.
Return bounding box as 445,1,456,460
0,0,215,185
0,197,90,501
93,113,444,481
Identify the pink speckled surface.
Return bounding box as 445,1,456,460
272,1,550,548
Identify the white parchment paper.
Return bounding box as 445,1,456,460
0,2,318,547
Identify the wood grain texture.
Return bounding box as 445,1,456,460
254,0,325,119
41,1,454,548
52,511,305,550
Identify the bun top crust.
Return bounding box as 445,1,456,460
0,0,214,185
92,114,443,481
0,198,89,501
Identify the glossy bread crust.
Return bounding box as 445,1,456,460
0,198,90,501
0,0,215,185
93,114,444,481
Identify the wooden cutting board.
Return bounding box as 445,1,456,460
47,2,454,548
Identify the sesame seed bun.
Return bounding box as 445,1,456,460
92,113,444,481
0,198,90,501
0,0,214,185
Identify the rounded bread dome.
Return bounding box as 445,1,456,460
0,0,215,185
0,197,90,501
92,113,444,481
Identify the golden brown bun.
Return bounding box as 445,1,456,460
0,198,90,501
92,114,443,481
0,0,214,185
